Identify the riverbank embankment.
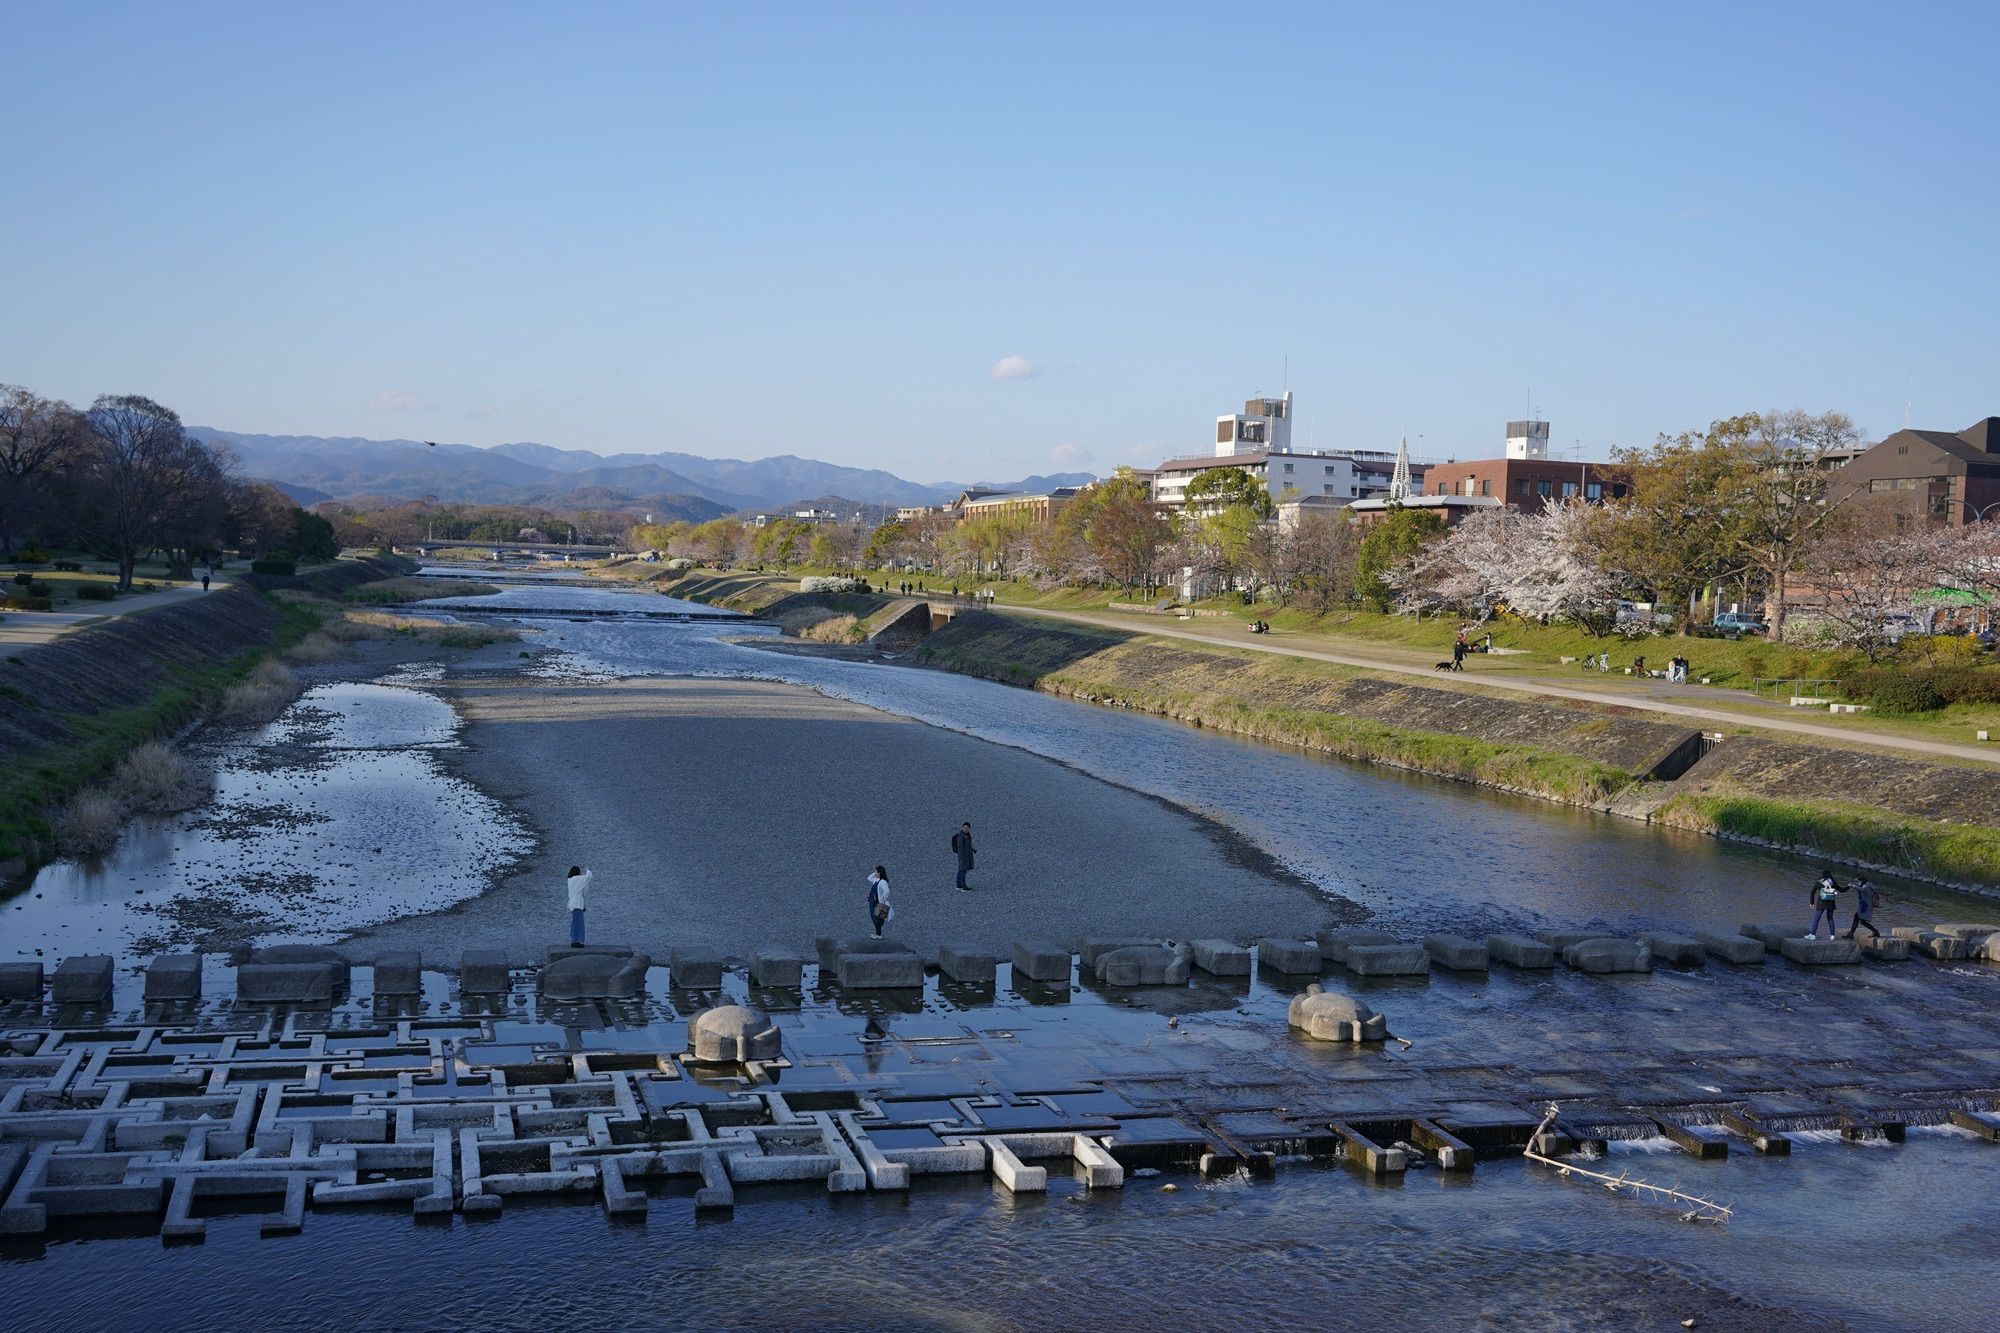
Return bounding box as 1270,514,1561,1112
0,557,406,874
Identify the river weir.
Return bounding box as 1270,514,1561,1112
5,569,2000,1330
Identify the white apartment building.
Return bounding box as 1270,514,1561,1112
1154,392,1434,509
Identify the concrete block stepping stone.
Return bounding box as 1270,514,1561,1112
1932,923,2000,942
1538,929,1611,952
1861,936,1911,962
253,945,349,990
1258,938,1324,975
543,951,651,999
1909,932,1978,961
1316,927,1396,964
238,962,333,1003
1094,944,1191,986
816,936,906,969
459,950,510,994
1562,940,1653,974
1422,934,1488,971
52,955,114,1004
1984,934,2000,963
0,962,45,1000
373,951,422,996
545,945,634,961
748,949,806,987
669,947,725,989
1778,936,1861,965
1739,923,1797,950
836,949,923,989
1487,933,1556,969
1010,942,1071,983
1636,932,1706,968
143,954,202,1001
1287,984,1388,1043
937,944,997,984
1190,939,1252,976
1347,943,1430,977
1694,931,1765,965
1080,938,1157,969
689,1004,780,1062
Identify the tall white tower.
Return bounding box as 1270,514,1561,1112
1214,391,1294,457
1505,420,1551,460
1389,435,1411,501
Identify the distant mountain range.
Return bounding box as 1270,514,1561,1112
190,428,1093,520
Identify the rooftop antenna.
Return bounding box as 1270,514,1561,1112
1283,354,1289,395
1905,376,1913,428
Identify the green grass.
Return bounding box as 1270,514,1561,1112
0,597,327,869
345,577,501,605
1659,793,2000,887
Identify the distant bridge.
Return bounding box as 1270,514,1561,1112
397,541,623,560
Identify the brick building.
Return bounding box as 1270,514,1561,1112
1416,458,1628,514
1827,417,2000,526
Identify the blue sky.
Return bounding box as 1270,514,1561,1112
3,1,1995,481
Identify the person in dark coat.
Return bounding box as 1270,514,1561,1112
951,822,975,892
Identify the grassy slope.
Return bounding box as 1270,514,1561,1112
1658,792,2000,886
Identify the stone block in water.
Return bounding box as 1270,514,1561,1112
459,950,509,994
543,951,651,999
238,962,332,1003
1079,937,1156,969
1636,932,1706,968
1861,936,1911,962
1487,933,1556,969
1739,923,1797,950
669,947,725,990
1422,934,1488,971
1258,938,1324,975
1287,983,1388,1043
253,945,349,990
373,951,422,996
545,945,634,961
1094,944,1191,986
748,949,805,987
1538,929,1609,953
53,955,114,1004
143,954,201,1001
1315,927,1395,964
1932,923,2000,942
937,944,997,984
0,963,45,1000
1778,936,1861,965
1910,932,1977,961
689,1004,780,1062
1694,932,1765,965
1562,940,1653,974
1346,943,1430,977
817,936,906,970
1190,939,1252,976
836,950,923,989
1010,942,1071,983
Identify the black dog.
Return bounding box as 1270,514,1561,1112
1434,660,1458,672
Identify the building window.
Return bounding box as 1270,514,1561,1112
1585,481,1602,500
1283,463,1294,473
1481,480,1492,497
1217,422,1234,444
1515,478,1531,497
1536,480,1552,497
1561,481,1578,498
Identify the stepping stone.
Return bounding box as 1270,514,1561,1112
1095,944,1191,986
1909,932,1978,961
1190,939,1251,976
1779,936,1861,965
748,949,805,987
1287,983,1388,1042
1258,938,1324,975
1694,931,1765,965
1010,942,1071,983
373,951,422,996
1316,927,1396,964
1487,933,1556,969
1562,939,1652,974
543,951,651,999
143,954,202,1001
836,950,923,989
937,944,997,984
1635,932,1705,968
238,962,333,1003
253,945,349,990
669,947,725,989
52,955,114,1004
1861,936,1911,962
816,936,908,970
0,962,45,1000
1080,938,1157,969
1346,943,1430,977
545,945,634,961
689,1004,779,1062
1932,923,2000,942
1739,923,1797,950
459,950,509,994
1538,929,1611,952
1422,934,1488,971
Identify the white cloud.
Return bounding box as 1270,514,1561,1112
1050,442,1090,467
368,389,434,412
990,354,1037,382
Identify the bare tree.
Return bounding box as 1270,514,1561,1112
0,385,89,558
1723,409,1862,640
1278,509,1362,614
81,394,228,589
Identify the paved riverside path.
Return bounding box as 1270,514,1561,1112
981,603,2000,768
0,579,229,659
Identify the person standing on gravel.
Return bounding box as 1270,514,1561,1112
866,866,893,938
566,865,593,946
951,821,976,892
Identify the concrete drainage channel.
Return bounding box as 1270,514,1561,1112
3,922,1999,1238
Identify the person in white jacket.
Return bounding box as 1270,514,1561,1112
866,866,892,939
567,865,593,946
